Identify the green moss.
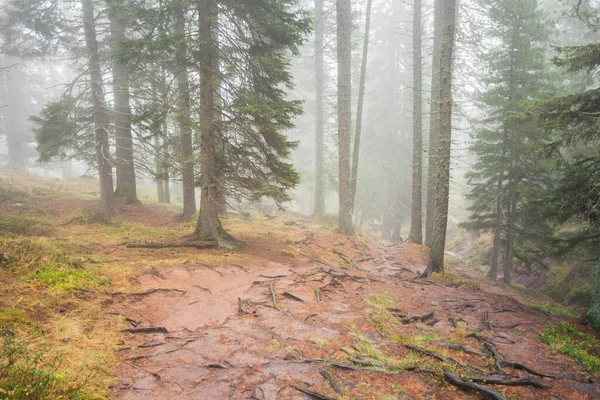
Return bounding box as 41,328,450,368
540,321,600,372
26,264,107,294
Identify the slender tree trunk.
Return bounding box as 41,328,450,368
160,67,171,204
409,0,423,244
154,132,165,202
1,64,26,171
195,0,233,243
336,0,354,235
425,0,445,246
109,0,138,204
424,0,456,276
175,0,197,219
214,85,228,214
490,172,504,280
82,0,116,211
313,0,325,216
503,173,519,284
349,0,373,213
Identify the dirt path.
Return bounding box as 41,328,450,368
106,227,600,400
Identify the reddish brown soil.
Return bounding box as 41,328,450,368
99,207,600,400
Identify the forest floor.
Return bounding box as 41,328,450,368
1,173,600,399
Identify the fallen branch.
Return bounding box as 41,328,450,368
332,250,350,263
270,284,281,310
121,327,168,334
107,312,139,327
238,298,262,317
444,372,508,400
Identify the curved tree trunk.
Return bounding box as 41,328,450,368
313,0,325,216
82,0,116,212
424,0,456,276
110,0,138,204
336,0,354,235
350,0,373,213
409,0,423,244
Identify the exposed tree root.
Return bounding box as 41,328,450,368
497,360,557,378
444,372,509,400
126,241,216,249
121,327,168,334
292,385,336,400
401,311,435,324
469,375,549,389
319,369,343,395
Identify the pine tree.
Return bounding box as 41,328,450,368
313,0,326,216
191,0,310,243
464,0,551,282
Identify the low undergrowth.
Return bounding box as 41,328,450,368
0,330,99,400
540,321,600,372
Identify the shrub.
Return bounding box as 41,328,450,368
0,330,93,400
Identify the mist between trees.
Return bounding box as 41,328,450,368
1,0,600,325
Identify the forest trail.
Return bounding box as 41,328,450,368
105,213,599,399
1,174,599,399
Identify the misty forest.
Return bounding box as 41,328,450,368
2,0,600,398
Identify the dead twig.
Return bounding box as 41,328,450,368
282,291,305,302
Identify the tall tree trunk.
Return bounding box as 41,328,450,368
424,0,456,276
313,0,325,216
160,67,171,204
490,172,504,280
503,173,519,284
82,0,116,211
1,64,26,171
175,0,197,219
109,0,138,204
195,0,233,243
154,132,165,202
425,0,445,246
409,0,423,244
349,0,373,213
336,0,354,235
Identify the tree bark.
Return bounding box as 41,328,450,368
160,67,171,203
503,173,519,284
82,0,116,211
109,0,138,204
174,0,197,220
313,0,325,216
409,0,423,244
425,0,445,246
350,0,373,213
1,65,26,171
424,0,456,276
336,0,354,235
195,0,233,243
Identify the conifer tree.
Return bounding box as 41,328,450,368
464,0,550,282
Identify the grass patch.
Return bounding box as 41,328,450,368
0,309,29,331
313,214,339,232
0,213,55,236
441,272,481,291
66,206,120,225
540,321,600,372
